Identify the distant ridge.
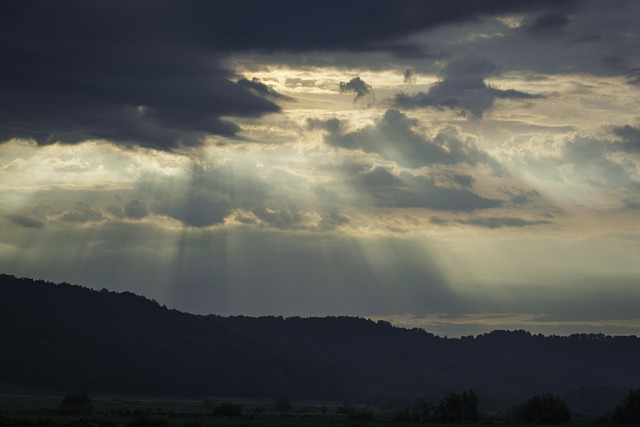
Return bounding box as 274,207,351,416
1,274,638,414
0,274,343,400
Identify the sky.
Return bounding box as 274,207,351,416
1,0,640,337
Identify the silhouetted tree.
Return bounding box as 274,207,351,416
612,387,640,424
394,398,435,422
59,391,93,414
412,397,435,421
512,393,571,424
392,407,412,422
435,390,478,422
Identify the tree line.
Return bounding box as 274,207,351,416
2,274,640,414
12,387,640,425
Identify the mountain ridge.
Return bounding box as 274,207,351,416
1,274,638,414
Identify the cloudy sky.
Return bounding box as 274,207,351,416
2,0,640,336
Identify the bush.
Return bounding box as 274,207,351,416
59,391,93,415
512,393,571,424
612,387,640,424
435,390,478,422
212,402,243,418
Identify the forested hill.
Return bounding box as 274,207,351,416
1,274,639,413
0,274,342,400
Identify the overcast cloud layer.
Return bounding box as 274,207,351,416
1,0,640,336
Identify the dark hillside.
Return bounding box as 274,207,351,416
219,316,640,411
1,274,639,413
0,274,343,399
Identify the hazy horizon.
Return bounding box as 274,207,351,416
2,0,640,337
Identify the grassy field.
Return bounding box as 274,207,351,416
0,414,616,427
0,414,601,427
0,384,612,427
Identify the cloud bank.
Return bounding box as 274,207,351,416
395,55,543,117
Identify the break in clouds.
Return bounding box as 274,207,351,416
1,0,640,336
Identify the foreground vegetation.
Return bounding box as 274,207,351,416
2,388,640,427
0,412,631,427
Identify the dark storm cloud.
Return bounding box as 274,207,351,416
237,78,294,101
395,55,543,117
309,109,502,171
0,1,573,149
466,1,640,79
528,12,572,33
123,0,567,53
0,47,280,149
6,214,44,229
354,167,502,211
339,77,374,103
386,43,431,59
